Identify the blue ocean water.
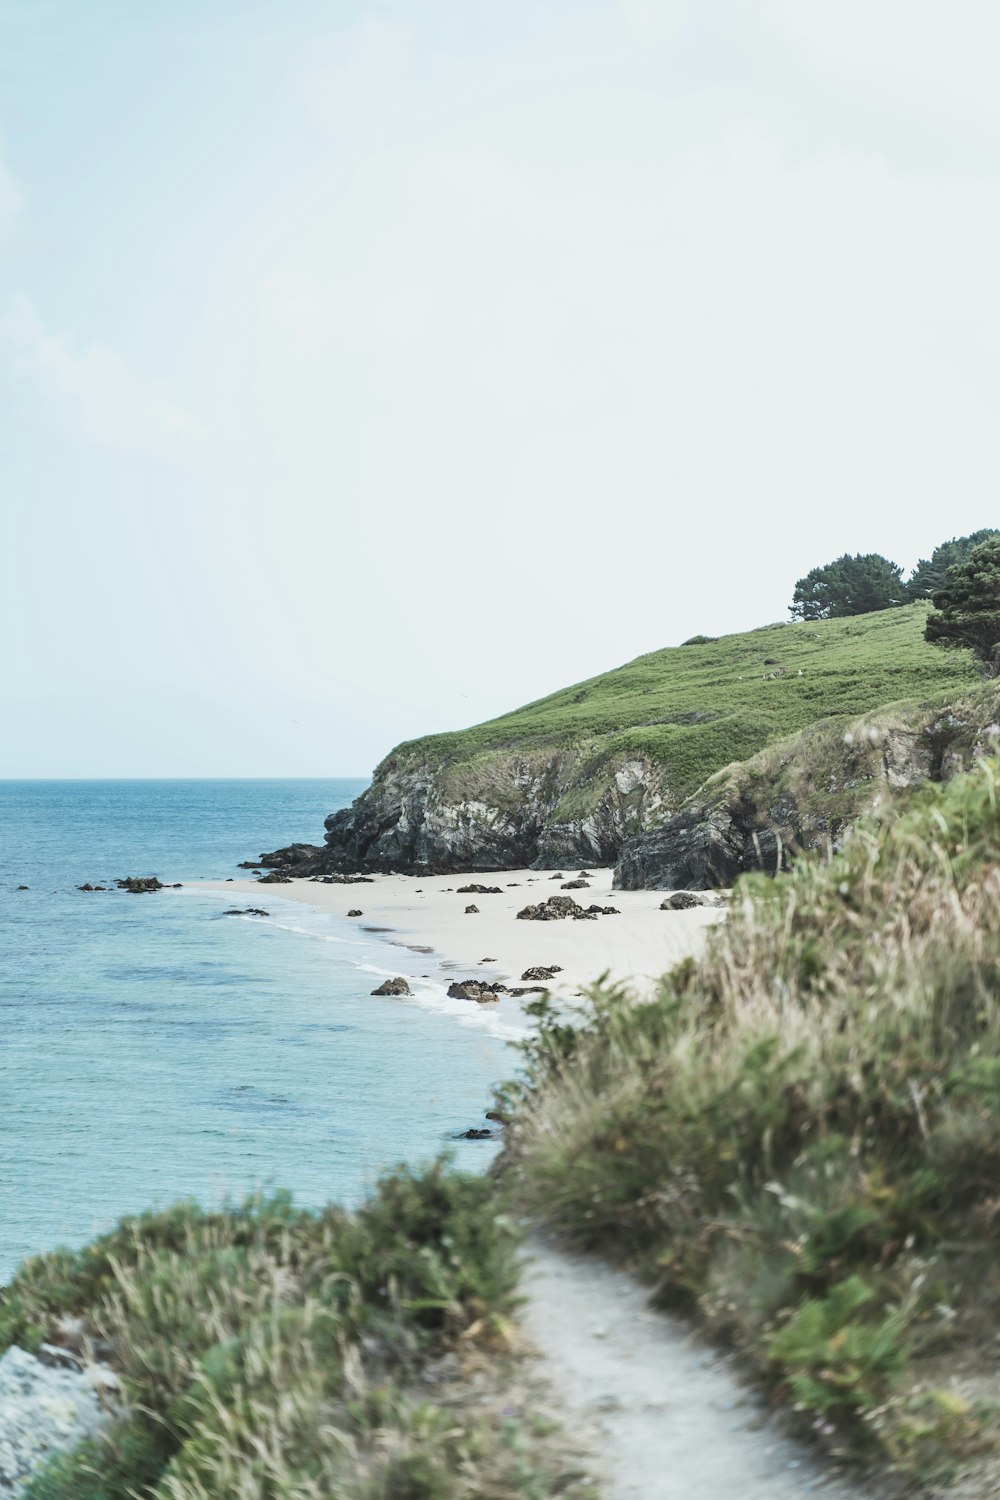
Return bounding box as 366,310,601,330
0,780,517,1280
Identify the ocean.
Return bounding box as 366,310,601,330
0,780,517,1281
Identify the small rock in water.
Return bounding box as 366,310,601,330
16,885,29,890
521,965,562,980
115,876,164,893
370,976,411,996
457,1127,494,1140
347,909,363,917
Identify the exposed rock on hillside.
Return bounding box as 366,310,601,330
615,688,1000,889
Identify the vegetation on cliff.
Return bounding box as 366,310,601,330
505,759,1000,1486
3,1165,591,1500
393,605,974,802
616,674,1000,888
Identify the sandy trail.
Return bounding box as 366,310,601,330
521,1242,867,1500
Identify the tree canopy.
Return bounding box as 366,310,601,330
906,529,1000,601
924,536,1000,674
790,553,907,621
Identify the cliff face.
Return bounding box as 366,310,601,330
303,750,669,873
614,690,1000,889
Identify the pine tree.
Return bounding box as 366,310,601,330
925,536,1000,674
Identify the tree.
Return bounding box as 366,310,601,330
790,553,907,621
906,529,1000,601
924,536,1000,674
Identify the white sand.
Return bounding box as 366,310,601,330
194,867,722,1004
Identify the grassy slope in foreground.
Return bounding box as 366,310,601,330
388,605,978,809
507,760,1000,1489
3,1165,593,1500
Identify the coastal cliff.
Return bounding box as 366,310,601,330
260,606,980,881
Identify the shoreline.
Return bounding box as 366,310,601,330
190,867,724,1009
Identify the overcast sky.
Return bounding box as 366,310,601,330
1,1,997,777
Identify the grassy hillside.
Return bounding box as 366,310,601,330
506,760,1000,1488
4,1166,592,1500
391,606,978,804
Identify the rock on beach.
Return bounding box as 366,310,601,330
0,1345,112,1495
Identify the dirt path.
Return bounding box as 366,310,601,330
521,1242,870,1500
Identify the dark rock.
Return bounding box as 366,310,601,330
517,895,614,921
485,1109,506,1124
172,883,183,888
115,876,164,893
464,904,479,914
447,980,507,1002
251,843,325,871
480,956,497,962
371,977,411,996
256,870,292,884
521,965,562,980
517,895,582,921
223,907,270,917
456,884,502,894
77,884,94,892
457,1127,494,1140
561,879,590,889
661,891,706,910
508,985,547,995
549,873,565,881
347,909,363,917
16,885,28,890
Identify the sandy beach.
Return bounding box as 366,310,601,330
195,868,724,1008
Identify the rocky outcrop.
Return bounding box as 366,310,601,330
0,1345,114,1495
370,977,411,996
255,751,671,876
615,691,1000,890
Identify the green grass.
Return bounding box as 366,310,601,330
384,606,979,808
3,1163,595,1500
505,760,1000,1485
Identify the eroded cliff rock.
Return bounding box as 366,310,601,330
614,691,1000,889
259,751,670,875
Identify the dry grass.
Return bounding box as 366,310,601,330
505,760,1000,1488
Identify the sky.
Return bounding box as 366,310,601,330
1,0,998,777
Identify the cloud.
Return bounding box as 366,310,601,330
1,295,199,458
300,17,412,138
0,134,22,242
767,0,1000,150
